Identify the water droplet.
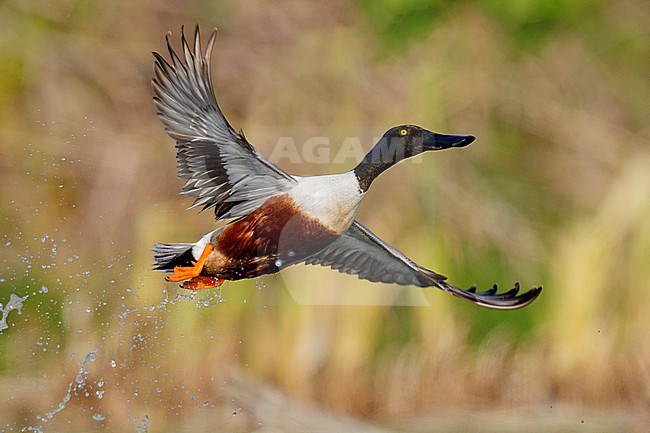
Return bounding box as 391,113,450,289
0,294,28,332
274,259,282,267
109,359,116,368
92,413,105,421
40,285,48,294
84,350,97,363
232,411,237,416
85,307,92,313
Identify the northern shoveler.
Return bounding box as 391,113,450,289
151,26,542,310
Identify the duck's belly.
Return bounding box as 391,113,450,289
203,194,339,280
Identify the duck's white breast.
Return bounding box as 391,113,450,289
289,172,365,233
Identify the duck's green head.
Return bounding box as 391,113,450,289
386,124,475,154
354,125,475,191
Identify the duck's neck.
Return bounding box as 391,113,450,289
353,138,407,192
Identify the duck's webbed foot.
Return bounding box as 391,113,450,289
182,276,224,290
165,244,214,283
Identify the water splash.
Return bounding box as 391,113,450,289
22,346,100,432
136,415,150,433
118,288,225,328
10,281,228,431
0,293,28,333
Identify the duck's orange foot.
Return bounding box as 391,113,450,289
166,265,198,282
165,244,214,283
182,276,225,291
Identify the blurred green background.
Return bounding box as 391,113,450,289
0,0,648,432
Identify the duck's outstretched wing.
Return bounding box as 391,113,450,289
304,221,542,310
152,26,296,220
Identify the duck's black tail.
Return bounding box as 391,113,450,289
152,243,195,271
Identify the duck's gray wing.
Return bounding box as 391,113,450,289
305,221,542,310
152,26,296,220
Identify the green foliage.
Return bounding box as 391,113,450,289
478,0,604,47
362,0,606,51
361,0,444,51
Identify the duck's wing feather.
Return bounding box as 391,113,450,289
304,221,542,310
152,26,296,220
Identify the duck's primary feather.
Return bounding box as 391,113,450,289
152,26,296,220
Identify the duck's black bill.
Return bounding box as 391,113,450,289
423,131,475,150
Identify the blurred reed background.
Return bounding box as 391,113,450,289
0,0,648,432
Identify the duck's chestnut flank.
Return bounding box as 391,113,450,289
151,26,542,310
213,194,339,279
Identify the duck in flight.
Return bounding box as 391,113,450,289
151,27,541,310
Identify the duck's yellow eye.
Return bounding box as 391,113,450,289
399,129,408,136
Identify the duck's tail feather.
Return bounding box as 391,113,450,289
152,243,195,271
